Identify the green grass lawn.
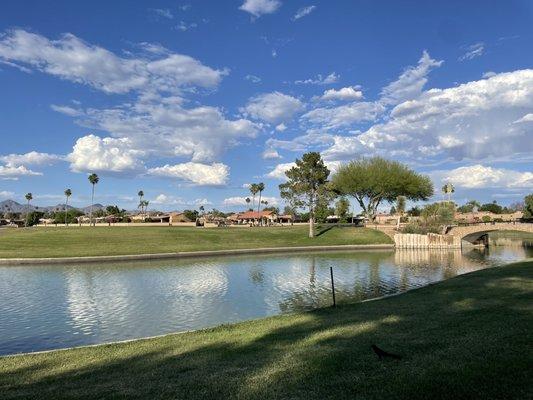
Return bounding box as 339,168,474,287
0,225,391,258
1,260,531,399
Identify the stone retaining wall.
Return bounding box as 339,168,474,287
394,233,461,249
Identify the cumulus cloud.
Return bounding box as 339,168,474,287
292,5,316,20
434,165,533,189
147,162,229,185
0,29,225,95
295,72,339,85
68,134,145,173
0,165,42,179
0,151,62,167
318,86,363,101
459,42,485,61
239,0,281,17
321,70,533,163
380,50,443,106
241,91,303,124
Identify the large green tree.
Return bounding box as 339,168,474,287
331,157,433,220
279,152,331,238
335,197,350,222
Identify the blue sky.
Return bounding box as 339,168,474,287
0,0,532,212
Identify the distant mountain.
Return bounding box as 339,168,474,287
80,204,105,214
0,200,104,215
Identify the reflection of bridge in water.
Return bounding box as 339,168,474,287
446,223,533,246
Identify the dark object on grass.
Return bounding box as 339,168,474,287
371,344,402,360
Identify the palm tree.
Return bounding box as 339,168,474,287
137,190,144,216
24,192,33,227
256,182,265,213
140,200,149,219
442,183,455,203
249,184,259,210
64,188,72,226
245,197,251,211
88,173,99,226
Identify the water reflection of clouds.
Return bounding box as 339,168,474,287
1,238,530,355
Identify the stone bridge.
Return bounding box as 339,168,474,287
446,222,533,245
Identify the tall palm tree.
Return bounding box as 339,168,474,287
256,182,265,213
64,188,72,226
249,184,259,210
88,173,99,226
256,182,265,226
24,192,33,227
245,197,251,210
137,190,144,216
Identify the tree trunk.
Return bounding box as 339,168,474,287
65,196,69,226
309,216,315,238
257,191,262,226
90,185,95,227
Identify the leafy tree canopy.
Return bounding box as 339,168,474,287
523,194,533,219
331,157,433,219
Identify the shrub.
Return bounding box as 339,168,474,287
482,215,492,223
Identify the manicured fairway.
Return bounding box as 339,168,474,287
1,260,531,399
0,225,391,258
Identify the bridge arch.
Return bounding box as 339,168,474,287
446,223,533,245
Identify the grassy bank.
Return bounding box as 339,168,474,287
0,225,391,259
1,260,532,399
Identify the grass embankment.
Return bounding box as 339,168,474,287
0,225,391,258
1,261,532,399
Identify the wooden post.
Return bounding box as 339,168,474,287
330,266,336,307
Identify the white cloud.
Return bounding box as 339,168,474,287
0,165,42,179
266,160,340,180
266,132,335,153
152,194,185,205
151,8,174,19
223,196,278,206
68,134,145,173
322,70,533,163
0,29,225,95
241,91,303,124
514,113,533,123
244,74,261,83
275,123,287,132
302,101,384,129
459,42,484,61
176,21,198,31
318,86,363,101
50,104,83,116
380,50,443,106
147,162,229,185
0,190,15,198
67,95,258,163
434,165,533,189
483,71,497,79
293,5,316,20
0,151,62,167
295,72,339,85
262,148,282,159
239,0,281,17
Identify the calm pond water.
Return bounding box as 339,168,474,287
0,238,531,355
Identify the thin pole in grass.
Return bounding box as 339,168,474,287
330,266,336,307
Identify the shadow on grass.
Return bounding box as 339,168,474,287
1,263,532,400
